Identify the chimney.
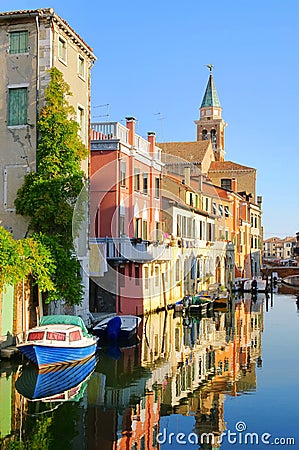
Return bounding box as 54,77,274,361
198,166,202,192
147,131,156,155
231,178,237,192
257,195,262,206
125,117,136,146
184,166,191,186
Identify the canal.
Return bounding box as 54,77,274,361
0,292,298,449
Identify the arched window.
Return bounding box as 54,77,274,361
210,128,217,142
202,129,208,140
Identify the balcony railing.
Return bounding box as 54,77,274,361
90,237,173,262
91,122,129,143
134,134,150,153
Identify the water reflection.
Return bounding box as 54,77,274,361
86,294,263,449
16,356,97,402
1,294,264,449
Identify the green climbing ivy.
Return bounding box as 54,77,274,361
0,227,55,294
15,68,88,305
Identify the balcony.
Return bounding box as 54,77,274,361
91,122,129,143
134,134,150,153
90,237,173,263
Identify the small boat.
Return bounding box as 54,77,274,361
243,276,267,292
17,315,98,368
187,292,215,314
15,355,97,402
232,278,250,292
93,315,141,343
214,290,229,307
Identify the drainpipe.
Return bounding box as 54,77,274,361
35,16,40,170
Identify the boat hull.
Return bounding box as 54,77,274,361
16,355,97,401
18,342,97,368
93,327,137,342
92,315,141,344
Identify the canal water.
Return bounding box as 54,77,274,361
1,292,299,449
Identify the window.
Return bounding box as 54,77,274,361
177,214,182,236
205,198,209,212
207,222,213,240
134,169,140,191
69,330,81,341
155,222,160,241
155,177,160,198
58,36,67,62
119,266,125,287
199,221,203,240
9,31,28,54
135,266,140,286
143,173,148,194
46,331,66,341
225,206,230,218
78,54,85,78
144,267,149,290
120,161,126,187
77,106,85,140
28,331,44,341
142,220,148,240
8,88,27,126
212,202,217,215
221,178,232,190
176,259,180,281
155,266,159,287
135,218,142,238
119,215,125,235
219,204,224,216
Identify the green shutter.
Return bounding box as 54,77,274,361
8,88,27,126
9,31,28,54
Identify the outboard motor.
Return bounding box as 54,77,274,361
107,316,121,341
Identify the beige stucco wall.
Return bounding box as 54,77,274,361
0,17,38,238
0,12,95,239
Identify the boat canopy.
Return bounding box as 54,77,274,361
39,315,89,337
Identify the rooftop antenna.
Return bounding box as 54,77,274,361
93,103,110,120
154,112,166,142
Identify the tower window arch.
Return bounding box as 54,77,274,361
210,128,217,143
202,129,208,140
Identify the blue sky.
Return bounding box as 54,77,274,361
2,0,298,238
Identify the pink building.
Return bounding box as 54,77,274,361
90,118,166,315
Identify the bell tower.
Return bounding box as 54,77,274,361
195,65,227,161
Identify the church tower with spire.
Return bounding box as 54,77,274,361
195,65,227,161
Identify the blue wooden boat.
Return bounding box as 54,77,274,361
17,315,98,368
15,355,97,402
93,315,141,343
